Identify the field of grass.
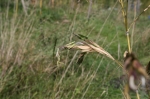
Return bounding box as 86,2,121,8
0,1,150,99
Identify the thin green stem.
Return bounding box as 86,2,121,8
119,0,131,53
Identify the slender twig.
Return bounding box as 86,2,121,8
118,0,127,29
87,0,92,21
96,0,118,42
128,4,150,32
127,4,150,53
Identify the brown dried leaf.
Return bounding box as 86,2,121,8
76,46,91,50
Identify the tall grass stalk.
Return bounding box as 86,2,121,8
21,0,28,15
119,0,131,53
40,0,42,15
96,0,118,42
131,1,137,51
0,8,44,96
15,0,18,18
128,4,150,32
81,57,104,99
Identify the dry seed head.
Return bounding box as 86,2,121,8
62,31,123,68
62,40,123,68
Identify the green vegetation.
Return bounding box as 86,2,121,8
0,0,150,99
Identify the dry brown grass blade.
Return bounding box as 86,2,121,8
63,40,123,68
85,42,115,60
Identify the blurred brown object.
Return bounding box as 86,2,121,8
123,51,149,98
77,52,86,64
111,67,150,98
146,61,150,97
31,0,36,6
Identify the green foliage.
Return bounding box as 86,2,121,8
0,0,150,99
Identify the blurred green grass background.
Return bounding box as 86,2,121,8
0,0,150,98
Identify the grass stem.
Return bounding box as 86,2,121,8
136,90,140,99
